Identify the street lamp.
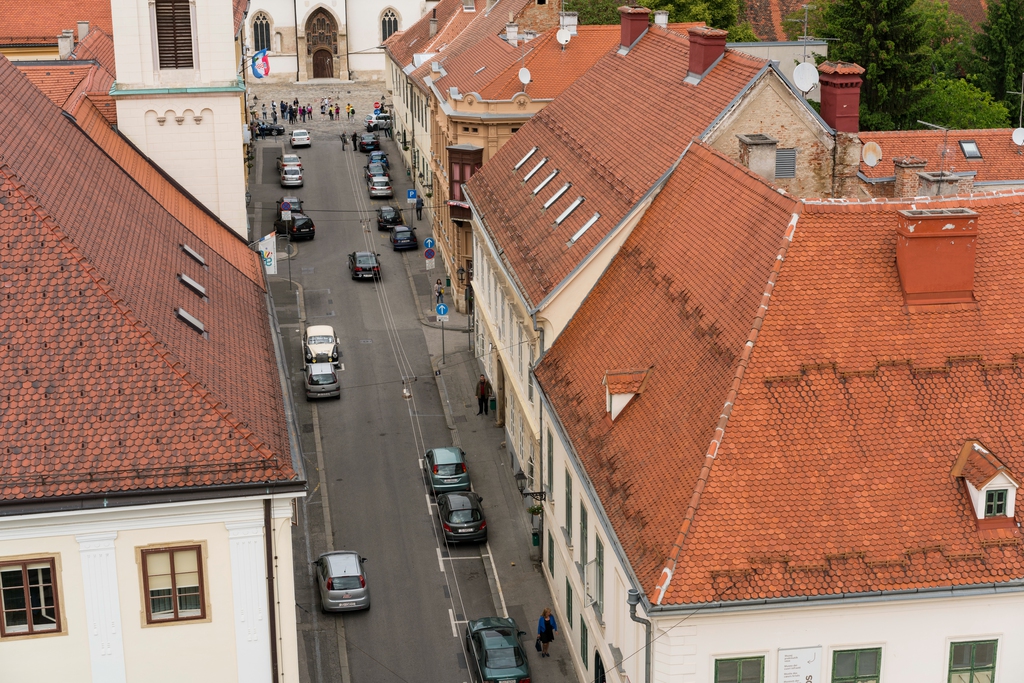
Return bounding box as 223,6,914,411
457,266,466,284
514,471,546,501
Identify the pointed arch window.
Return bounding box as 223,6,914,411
381,10,399,42
252,13,271,52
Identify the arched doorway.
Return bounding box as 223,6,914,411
313,49,333,78
594,651,606,683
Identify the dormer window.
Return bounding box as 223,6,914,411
985,489,1008,517
603,368,652,422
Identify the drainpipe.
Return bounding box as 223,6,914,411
344,0,351,79
627,588,651,683
264,499,280,681
292,0,300,81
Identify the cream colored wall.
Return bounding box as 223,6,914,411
0,535,92,679
273,511,300,683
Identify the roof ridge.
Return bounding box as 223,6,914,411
0,163,282,467
654,209,801,605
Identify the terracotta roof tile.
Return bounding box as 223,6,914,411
859,129,1024,182
434,33,519,97
0,56,293,502
952,440,1018,489
818,60,865,75
15,62,89,107
69,27,116,75
603,369,650,395
385,0,467,69
466,27,768,307
0,0,112,43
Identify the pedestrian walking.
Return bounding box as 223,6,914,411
352,131,358,149
261,103,267,120
335,104,341,120
342,133,348,150
272,109,278,124
476,375,491,415
329,107,334,121
434,279,444,305
536,608,557,657
415,196,424,220
350,106,356,121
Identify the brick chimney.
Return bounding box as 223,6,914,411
818,61,864,133
896,208,979,305
736,133,778,182
917,171,967,197
559,11,578,36
686,26,728,82
57,29,74,59
618,6,651,51
429,9,438,36
77,21,89,41
893,157,927,197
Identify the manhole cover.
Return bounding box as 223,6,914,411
360,339,373,344
301,267,315,274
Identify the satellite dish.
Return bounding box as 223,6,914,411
518,67,531,85
862,141,883,168
556,29,571,45
1013,128,1024,146
793,62,819,93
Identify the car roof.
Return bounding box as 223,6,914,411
371,178,389,184
283,167,301,173
308,362,334,374
322,551,361,575
431,446,464,463
469,616,520,641
368,162,384,169
379,206,396,213
393,225,412,232
353,251,376,258
292,130,308,135
306,324,335,337
360,134,376,139
443,492,478,509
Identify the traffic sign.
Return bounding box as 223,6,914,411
424,248,436,259
373,108,381,116
436,303,449,316
423,237,435,249
281,210,292,221
437,315,449,322
374,101,381,109
426,258,436,270
407,189,418,205
280,201,291,211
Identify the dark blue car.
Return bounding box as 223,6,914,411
389,226,418,251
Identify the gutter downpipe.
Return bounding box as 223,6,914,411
344,0,351,79
264,498,280,681
293,0,300,81
627,588,651,683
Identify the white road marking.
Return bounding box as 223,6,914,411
426,493,435,514
484,542,508,618
449,609,458,637
418,457,424,470
437,547,445,573
339,363,345,371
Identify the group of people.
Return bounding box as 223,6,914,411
254,96,364,124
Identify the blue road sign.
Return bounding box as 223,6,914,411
423,237,435,249
436,303,449,316
374,108,381,115
424,248,436,259
407,189,418,200
280,201,291,211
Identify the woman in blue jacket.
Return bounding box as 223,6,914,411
537,608,558,657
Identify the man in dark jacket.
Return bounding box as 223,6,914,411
476,375,491,415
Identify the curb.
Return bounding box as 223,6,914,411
400,250,472,332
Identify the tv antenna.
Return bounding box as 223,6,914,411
917,119,951,194
1007,72,1023,129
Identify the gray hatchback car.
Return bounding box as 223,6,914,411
424,446,471,493
304,362,340,400
316,551,370,612
438,491,487,543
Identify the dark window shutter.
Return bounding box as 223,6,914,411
156,0,194,69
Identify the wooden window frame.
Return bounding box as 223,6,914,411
581,620,588,669
985,490,1007,517
715,657,765,683
0,557,61,638
832,648,881,682
154,0,195,69
565,577,573,627
140,545,206,624
547,531,555,575
949,640,997,683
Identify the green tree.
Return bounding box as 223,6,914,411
563,0,625,25
818,0,928,130
911,76,1011,128
914,0,976,78
565,0,758,39
976,0,1024,119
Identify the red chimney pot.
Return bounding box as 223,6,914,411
686,26,728,80
818,61,864,133
896,208,979,305
618,6,651,50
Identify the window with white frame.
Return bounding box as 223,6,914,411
0,558,60,637
832,648,880,683
715,657,764,683
949,641,996,683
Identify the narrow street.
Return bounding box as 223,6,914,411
246,106,577,683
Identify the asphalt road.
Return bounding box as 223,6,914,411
252,131,500,683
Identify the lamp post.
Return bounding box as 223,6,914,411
514,471,546,501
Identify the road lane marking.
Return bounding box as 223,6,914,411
426,493,435,514
483,542,508,618
449,609,457,637
437,547,445,573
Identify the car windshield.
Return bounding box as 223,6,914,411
356,255,377,266
331,575,362,590
293,130,308,136
281,156,299,164
372,179,389,187
309,371,336,385
484,647,523,669
436,464,458,475
294,217,313,227
380,207,396,217
284,168,300,176
395,231,412,239
450,509,481,523
308,335,334,344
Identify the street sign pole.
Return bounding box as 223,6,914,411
442,320,445,365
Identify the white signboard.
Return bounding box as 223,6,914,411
779,647,822,683
425,258,436,270
258,233,277,275
437,314,449,322
281,210,291,221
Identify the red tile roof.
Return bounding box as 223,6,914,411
233,0,250,37
384,0,468,70
539,138,1024,604
434,33,519,97
465,26,768,308
818,60,864,75
858,129,1024,182
603,369,650,395
952,440,1018,489
70,27,115,76
0,0,112,44
16,59,117,127
0,56,295,503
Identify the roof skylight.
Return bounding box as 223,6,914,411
543,182,572,209
515,146,538,170
474,66,486,74
176,308,205,334
523,156,548,182
178,273,207,298
181,243,206,266
959,140,981,159
532,170,558,195
568,213,601,245
555,197,585,225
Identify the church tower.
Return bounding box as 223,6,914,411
111,0,248,236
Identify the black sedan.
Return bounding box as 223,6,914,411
376,205,403,230
358,134,380,152
260,122,285,136
281,213,315,240
437,492,486,543
348,251,381,280
389,226,418,251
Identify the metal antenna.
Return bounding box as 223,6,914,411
785,4,815,62
1007,72,1024,129
917,119,951,195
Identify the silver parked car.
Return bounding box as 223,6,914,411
316,551,369,612
367,176,393,198
280,166,303,187
304,362,340,400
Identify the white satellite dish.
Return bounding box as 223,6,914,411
1013,127,1024,146
556,29,571,46
518,67,531,85
862,141,883,168
793,62,819,93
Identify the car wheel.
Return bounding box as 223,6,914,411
335,393,341,400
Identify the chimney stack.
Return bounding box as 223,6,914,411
429,9,438,37
77,21,89,41
917,171,969,197
893,157,927,197
57,29,74,59
896,208,979,305
818,61,864,133
559,11,579,36
686,26,728,82
653,10,668,27
506,23,519,46
618,6,651,51
736,133,778,182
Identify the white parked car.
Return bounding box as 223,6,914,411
290,130,311,147
304,325,340,368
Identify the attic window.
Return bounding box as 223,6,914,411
180,243,206,266
543,182,571,209
523,156,548,181
555,197,584,225
532,169,558,194
514,146,538,170
568,213,601,245
775,148,797,178
474,66,486,74
176,308,205,334
959,140,981,159
178,273,207,298
985,490,1008,517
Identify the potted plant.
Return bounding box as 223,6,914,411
527,504,543,516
